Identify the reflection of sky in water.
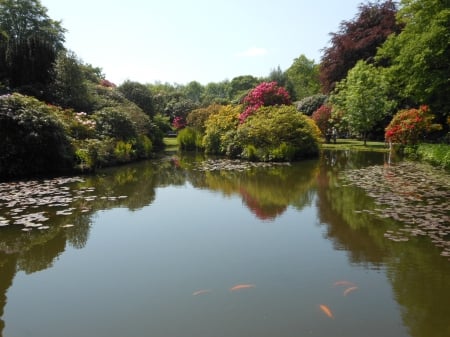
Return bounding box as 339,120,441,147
5,182,408,337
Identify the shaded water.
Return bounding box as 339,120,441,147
0,150,449,337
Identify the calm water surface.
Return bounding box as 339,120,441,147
0,151,449,337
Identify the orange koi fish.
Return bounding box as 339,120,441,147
343,286,358,296
192,289,211,296
319,304,334,319
333,280,356,287
230,284,255,292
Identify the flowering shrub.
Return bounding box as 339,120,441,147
240,82,291,123
385,105,441,145
100,79,116,88
311,105,332,135
172,116,186,130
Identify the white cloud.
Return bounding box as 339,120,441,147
236,47,268,57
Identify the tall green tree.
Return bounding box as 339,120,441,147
118,80,155,117
331,61,394,145
51,50,91,111
202,80,230,105
0,0,65,89
229,75,260,102
285,54,320,101
376,0,450,124
183,81,204,104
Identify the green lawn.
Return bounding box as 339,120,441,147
163,137,178,152
320,138,389,152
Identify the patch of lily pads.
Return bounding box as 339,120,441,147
0,177,128,232
195,159,291,172
341,161,450,261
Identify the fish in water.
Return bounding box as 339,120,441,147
230,284,255,292
192,289,211,296
319,304,334,319
343,286,358,296
333,280,355,287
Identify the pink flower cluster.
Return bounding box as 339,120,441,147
74,112,96,129
172,116,186,130
240,82,291,123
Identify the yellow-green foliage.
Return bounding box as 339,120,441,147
203,105,242,155
237,105,320,161
114,140,134,163
177,127,203,151
186,103,223,133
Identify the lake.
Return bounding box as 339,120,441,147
0,150,449,337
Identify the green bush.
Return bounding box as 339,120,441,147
0,93,74,179
296,94,327,116
94,107,138,140
114,140,134,163
177,127,202,151
203,105,241,155
74,138,115,171
237,105,320,161
135,135,153,159
407,143,450,170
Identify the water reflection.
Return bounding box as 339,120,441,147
0,151,449,337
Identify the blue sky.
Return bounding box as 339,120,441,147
41,0,364,85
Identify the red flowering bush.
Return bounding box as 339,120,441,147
172,116,186,130
240,81,291,123
311,105,332,135
385,105,440,145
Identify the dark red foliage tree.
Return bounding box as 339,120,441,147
319,0,402,93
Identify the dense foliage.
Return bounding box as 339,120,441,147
0,93,74,178
203,105,241,156
311,105,332,136
285,54,320,101
0,0,65,91
240,81,291,123
296,94,327,116
320,0,400,93
376,0,450,126
385,105,441,145
237,105,321,161
331,61,394,144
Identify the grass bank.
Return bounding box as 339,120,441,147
405,143,450,171
163,137,178,152
320,139,389,152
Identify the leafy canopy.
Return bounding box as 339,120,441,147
320,0,400,93
376,0,450,122
331,60,394,144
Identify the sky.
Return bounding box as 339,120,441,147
41,0,364,86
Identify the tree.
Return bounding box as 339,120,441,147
286,54,320,100
330,60,394,145
229,75,260,102
202,80,230,105
319,0,401,93
376,0,450,125
118,80,155,117
311,105,333,136
51,50,91,111
0,0,66,89
183,81,204,104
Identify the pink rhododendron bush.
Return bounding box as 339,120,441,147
240,81,291,123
